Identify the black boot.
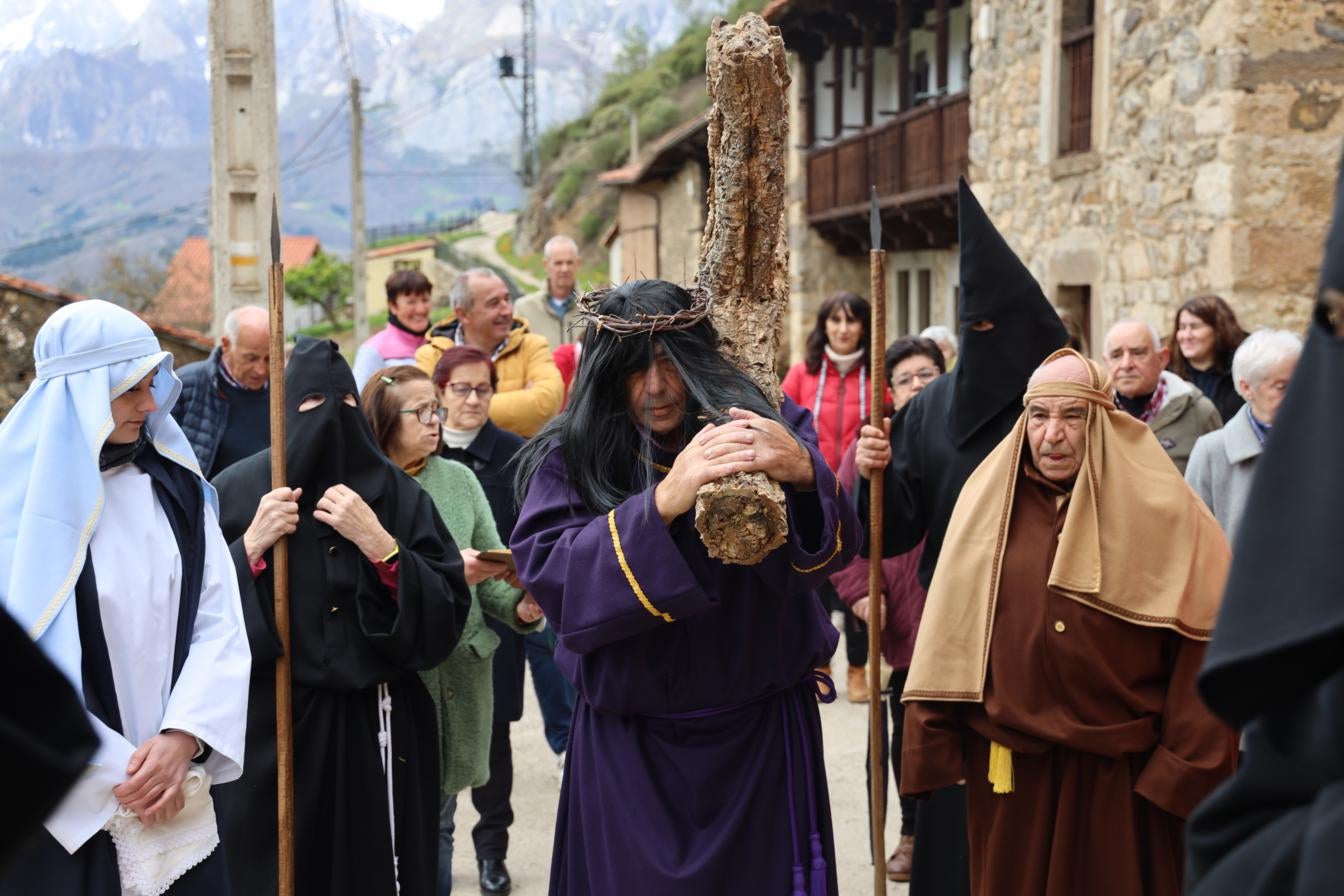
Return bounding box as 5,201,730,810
478,858,511,894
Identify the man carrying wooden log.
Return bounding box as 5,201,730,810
510,278,859,895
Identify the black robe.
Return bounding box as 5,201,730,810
0,605,97,872
1186,286,1344,892
212,451,469,896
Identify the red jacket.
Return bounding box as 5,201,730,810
781,358,876,472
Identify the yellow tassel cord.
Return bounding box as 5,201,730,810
988,741,1015,794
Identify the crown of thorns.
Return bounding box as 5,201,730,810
573,285,713,337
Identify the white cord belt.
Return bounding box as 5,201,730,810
376,682,401,894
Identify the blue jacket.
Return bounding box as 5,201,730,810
171,347,230,475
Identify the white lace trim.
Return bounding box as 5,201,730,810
103,767,218,896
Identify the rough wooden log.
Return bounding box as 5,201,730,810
693,13,792,566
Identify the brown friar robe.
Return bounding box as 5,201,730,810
902,463,1237,896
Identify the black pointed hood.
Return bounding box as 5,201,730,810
949,178,1068,445
1320,148,1344,298
284,336,393,505
1198,151,1344,728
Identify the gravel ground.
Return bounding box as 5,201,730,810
444,625,911,895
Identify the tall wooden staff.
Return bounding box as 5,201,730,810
266,197,296,896
867,187,887,896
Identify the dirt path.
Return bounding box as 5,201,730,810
455,211,541,293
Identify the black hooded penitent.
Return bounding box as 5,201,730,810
862,178,1067,584
857,178,1066,896
209,336,471,896
1185,152,1344,894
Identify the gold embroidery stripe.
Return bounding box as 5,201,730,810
607,510,674,622
792,525,842,574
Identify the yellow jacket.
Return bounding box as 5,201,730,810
415,315,563,438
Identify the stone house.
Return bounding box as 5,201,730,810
365,238,454,318
964,0,1344,351
765,0,974,361
599,115,711,284
766,0,1343,363
1,273,211,420
147,235,322,335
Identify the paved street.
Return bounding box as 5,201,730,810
444,626,910,894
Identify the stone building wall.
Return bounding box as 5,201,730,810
967,0,1344,356
659,162,707,283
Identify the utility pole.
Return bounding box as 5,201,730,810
350,76,367,345
208,0,281,339
520,0,538,186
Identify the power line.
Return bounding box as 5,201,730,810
330,0,355,80
363,169,519,178
282,97,348,170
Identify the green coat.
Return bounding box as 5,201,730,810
414,456,541,795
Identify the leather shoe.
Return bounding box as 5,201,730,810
846,664,869,703
478,858,511,894
886,834,914,882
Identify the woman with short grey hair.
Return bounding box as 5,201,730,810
1186,328,1303,541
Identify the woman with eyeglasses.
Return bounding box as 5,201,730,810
830,335,946,883
361,365,543,896
432,344,568,895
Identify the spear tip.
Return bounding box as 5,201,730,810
270,196,281,265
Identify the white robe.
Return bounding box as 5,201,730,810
45,463,251,854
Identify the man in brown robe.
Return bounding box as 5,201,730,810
900,348,1238,896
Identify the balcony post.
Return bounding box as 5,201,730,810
935,0,949,96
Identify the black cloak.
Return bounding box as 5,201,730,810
211,337,470,896
1186,154,1344,895
0,606,96,871
858,178,1067,896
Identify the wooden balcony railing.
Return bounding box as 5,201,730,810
1061,27,1094,155
806,92,970,221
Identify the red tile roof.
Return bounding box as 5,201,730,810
147,235,321,333
0,272,212,351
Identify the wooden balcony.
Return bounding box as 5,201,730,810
805,91,969,254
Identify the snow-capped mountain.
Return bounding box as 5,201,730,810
0,0,718,152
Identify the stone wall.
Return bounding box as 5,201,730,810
659,161,707,283
968,0,1344,356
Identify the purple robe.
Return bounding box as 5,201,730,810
511,404,860,895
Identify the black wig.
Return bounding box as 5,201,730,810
514,279,789,515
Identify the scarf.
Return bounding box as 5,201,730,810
904,349,1230,702
387,311,430,337
99,428,151,471
823,345,863,376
